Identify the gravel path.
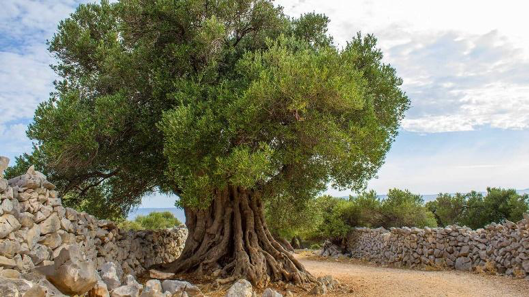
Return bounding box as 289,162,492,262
298,255,529,297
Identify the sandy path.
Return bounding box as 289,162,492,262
298,255,529,297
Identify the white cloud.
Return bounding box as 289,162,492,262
278,0,529,133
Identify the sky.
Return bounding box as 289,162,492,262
1,0,529,210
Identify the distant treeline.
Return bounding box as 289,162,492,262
266,188,529,241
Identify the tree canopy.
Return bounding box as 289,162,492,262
11,0,408,218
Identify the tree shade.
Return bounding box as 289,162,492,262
13,0,409,286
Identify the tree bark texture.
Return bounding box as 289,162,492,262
162,186,315,287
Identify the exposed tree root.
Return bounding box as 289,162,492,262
159,186,316,288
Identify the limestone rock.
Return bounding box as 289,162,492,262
0,214,21,238
145,279,163,292
101,262,123,291
226,279,253,297
262,288,283,297
149,269,175,280
110,285,140,297
162,279,203,296
40,213,60,235
88,279,110,297
0,255,17,268
455,257,472,271
37,244,98,295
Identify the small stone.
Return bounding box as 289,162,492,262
110,285,140,297
0,255,17,268
0,269,20,279
262,288,283,297
88,279,110,297
162,280,202,296
145,280,163,292
149,269,175,280
226,279,253,297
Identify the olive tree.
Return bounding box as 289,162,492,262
20,0,408,286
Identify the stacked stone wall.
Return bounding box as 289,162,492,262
0,161,187,278
345,220,529,277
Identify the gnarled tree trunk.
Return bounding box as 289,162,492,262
161,186,315,287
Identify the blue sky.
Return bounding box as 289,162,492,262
1,0,529,209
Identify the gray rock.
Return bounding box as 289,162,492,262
0,255,17,268
40,213,60,235
19,212,35,228
100,262,123,291
111,285,140,297
37,244,98,295
262,288,283,297
454,257,472,271
88,279,110,297
0,240,20,258
226,279,253,297
40,232,62,249
145,279,163,292
162,279,203,296
0,214,21,238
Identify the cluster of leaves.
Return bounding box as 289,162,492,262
426,188,529,229
119,211,182,231
267,189,437,241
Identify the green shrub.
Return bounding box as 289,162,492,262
428,188,529,229
119,211,182,230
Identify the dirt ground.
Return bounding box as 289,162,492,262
296,253,529,297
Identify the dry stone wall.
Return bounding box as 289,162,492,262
0,160,187,278
345,221,529,277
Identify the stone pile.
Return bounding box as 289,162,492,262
0,158,189,296
341,221,529,277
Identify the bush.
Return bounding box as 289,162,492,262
119,211,182,230
379,189,437,228
428,188,529,229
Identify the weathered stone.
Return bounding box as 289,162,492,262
0,255,17,268
111,285,140,297
310,283,328,295
40,232,63,249
37,245,98,295
0,240,20,258
27,224,41,249
262,288,283,297
88,279,110,297
149,269,175,280
225,279,253,297
0,269,20,279
19,213,35,228
162,279,203,296
29,244,49,265
454,257,472,271
40,213,60,235
0,214,21,238
101,262,123,291
145,279,163,292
